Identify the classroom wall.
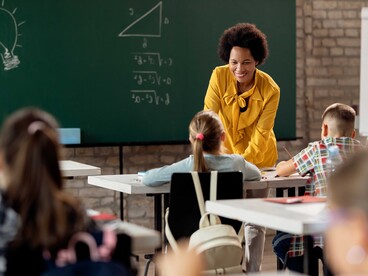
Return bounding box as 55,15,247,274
63,0,368,229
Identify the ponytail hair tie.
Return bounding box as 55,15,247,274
28,121,45,135
196,133,204,141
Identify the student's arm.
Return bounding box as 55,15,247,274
234,155,261,181
276,159,296,177
243,160,262,181
142,158,191,187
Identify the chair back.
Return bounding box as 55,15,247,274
167,171,243,242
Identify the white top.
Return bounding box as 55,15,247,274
206,198,328,235
60,160,101,177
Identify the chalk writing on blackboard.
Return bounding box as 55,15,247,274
132,52,173,67
133,71,172,85
120,2,172,106
118,1,162,38
0,2,24,71
131,90,170,105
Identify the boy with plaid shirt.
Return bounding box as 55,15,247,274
272,103,361,274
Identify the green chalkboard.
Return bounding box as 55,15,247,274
0,0,296,145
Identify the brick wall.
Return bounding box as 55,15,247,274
63,144,192,228
63,0,368,228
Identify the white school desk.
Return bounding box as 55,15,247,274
87,172,310,233
60,160,101,177
206,198,328,274
259,170,309,197
87,209,161,253
88,174,170,232
114,221,161,253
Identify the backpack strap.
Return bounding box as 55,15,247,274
209,171,218,225
210,171,244,242
191,171,206,217
191,171,244,242
191,171,219,226
164,207,180,253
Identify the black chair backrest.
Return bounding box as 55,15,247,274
167,171,243,241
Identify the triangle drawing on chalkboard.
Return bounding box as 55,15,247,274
118,2,162,38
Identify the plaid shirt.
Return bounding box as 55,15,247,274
287,137,360,257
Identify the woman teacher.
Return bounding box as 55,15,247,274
203,23,280,273
204,23,280,168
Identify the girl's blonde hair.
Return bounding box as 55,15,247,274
189,110,224,172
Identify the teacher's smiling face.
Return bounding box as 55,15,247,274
229,46,258,86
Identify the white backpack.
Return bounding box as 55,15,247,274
165,171,244,275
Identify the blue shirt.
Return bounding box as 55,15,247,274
142,154,261,187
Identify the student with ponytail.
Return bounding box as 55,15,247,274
0,108,95,275
143,110,261,271
142,110,261,186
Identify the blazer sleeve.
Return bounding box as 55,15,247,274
203,69,221,113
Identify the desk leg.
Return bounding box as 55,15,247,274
276,188,283,197
119,145,124,220
120,192,124,220
146,193,164,276
163,193,169,212
163,193,169,247
275,188,286,270
276,187,298,197
153,194,162,232
146,193,167,233
288,188,296,197
304,235,314,275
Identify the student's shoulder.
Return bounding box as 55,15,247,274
305,139,323,149
205,153,242,163
294,140,321,159
220,153,246,164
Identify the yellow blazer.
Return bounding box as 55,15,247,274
204,65,280,167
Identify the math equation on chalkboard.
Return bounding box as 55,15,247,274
131,90,170,105
118,1,173,106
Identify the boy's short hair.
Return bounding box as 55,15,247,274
322,103,355,136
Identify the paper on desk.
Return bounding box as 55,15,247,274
286,203,327,217
260,167,276,172
136,171,146,182
264,196,326,204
